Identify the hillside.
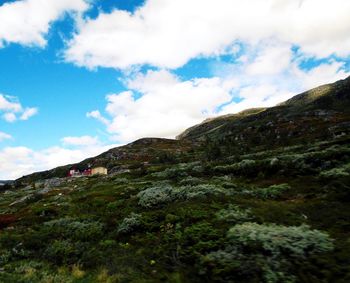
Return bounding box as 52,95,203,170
178,76,350,147
17,76,350,185
1,77,350,282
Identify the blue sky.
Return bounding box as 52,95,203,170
0,0,349,179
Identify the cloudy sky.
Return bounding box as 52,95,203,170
0,0,350,179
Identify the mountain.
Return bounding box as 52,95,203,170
178,76,350,145
1,77,350,282
16,138,194,185
17,76,350,185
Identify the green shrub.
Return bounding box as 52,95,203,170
179,176,202,186
0,249,11,265
226,223,333,258
99,239,117,248
179,184,228,200
43,239,76,264
202,223,333,282
43,218,104,241
252,183,290,199
216,205,252,223
137,185,175,208
106,200,124,211
117,212,142,234
152,162,203,179
320,163,350,179
215,159,257,176
137,184,228,208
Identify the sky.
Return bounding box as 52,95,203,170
0,0,350,179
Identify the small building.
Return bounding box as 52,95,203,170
82,168,92,176
91,167,108,175
68,167,81,177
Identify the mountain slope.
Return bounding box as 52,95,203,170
178,76,350,146
16,76,350,184
16,138,194,185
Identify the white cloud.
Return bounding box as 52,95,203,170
0,94,22,112
0,0,89,47
0,132,12,142
20,107,39,120
217,46,350,114
3,112,17,123
86,110,109,125
88,70,233,142
293,60,350,90
61,135,99,147
65,0,350,69
0,142,120,180
0,93,38,122
245,43,293,76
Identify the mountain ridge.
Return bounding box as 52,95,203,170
15,76,350,185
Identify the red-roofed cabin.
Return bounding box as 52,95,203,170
68,167,81,177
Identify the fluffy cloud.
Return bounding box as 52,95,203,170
86,110,109,125
87,70,234,142
20,107,39,120
65,0,350,69
61,135,99,147
0,141,119,180
0,94,38,122
0,132,12,142
293,60,350,90
217,45,350,114
0,0,89,47
0,94,22,112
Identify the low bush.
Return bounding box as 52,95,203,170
226,223,333,258
202,223,334,282
320,163,350,179
117,212,142,234
43,218,104,241
216,205,252,223
137,185,174,208
251,183,290,199
137,184,228,208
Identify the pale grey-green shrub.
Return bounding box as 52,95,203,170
43,218,103,241
227,222,333,258
137,185,175,208
203,223,333,283
180,184,227,200
214,159,256,173
216,204,252,223
137,184,228,208
179,176,202,186
117,213,142,234
152,162,203,179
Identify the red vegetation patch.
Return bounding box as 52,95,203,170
0,214,17,229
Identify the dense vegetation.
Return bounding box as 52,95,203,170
0,77,350,282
